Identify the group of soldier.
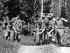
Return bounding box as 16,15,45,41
0,13,69,45
1,16,22,42
34,13,68,45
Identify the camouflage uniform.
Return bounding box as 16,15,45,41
12,17,22,42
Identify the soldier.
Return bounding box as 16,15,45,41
50,17,57,43
34,20,46,45
57,17,68,45
42,17,49,44
12,16,21,42
46,13,55,43
4,21,15,41
2,16,10,40
55,16,64,45
4,22,11,40
47,21,54,44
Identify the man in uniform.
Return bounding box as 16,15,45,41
12,16,22,42
55,16,65,45
46,13,56,44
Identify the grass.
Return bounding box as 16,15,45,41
0,29,35,53
0,30,21,53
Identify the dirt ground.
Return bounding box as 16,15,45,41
17,44,70,53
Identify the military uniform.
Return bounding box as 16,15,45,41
56,18,65,44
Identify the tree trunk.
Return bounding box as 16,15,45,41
39,0,43,21
41,0,43,18
59,0,62,17
65,0,68,18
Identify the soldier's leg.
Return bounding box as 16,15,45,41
35,34,40,45
56,31,61,45
9,31,14,42
6,31,10,40
45,33,49,44
40,32,46,45
43,31,48,44
13,31,16,41
16,33,20,42
51,32,57,44
40,34,43,45
4,30,7,39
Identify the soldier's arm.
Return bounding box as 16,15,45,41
61,18,68,22
39,21,45,31
48,29,54,34
39,27,45,34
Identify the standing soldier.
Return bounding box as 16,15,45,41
12,16,22,42
46,13,55,44
50,17,57,43
42,16,49,44
3,16,10,40
4,21,14,41
34,20,45,45
47,21,54,43
4,21,11,40
56,16,65,45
